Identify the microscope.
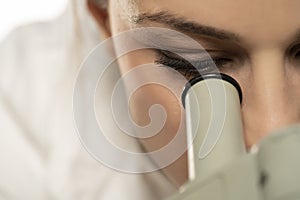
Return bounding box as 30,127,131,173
167,73,300,200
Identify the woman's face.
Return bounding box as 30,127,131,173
91,0,300,187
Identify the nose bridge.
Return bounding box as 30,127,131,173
242,49,298,146
251,49,287,109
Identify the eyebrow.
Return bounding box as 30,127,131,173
131,11,240,42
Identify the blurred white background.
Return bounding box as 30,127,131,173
0,0,68,41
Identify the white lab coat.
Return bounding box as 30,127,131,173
0,0,176,199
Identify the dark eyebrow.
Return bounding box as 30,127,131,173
131,11,240,42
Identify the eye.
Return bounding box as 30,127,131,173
290,43,300,61
154,49,234,79
295,49,300,59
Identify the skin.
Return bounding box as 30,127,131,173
88,0,300,188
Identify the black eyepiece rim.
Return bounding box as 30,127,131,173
181,73,243,108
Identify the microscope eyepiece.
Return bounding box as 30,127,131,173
181,73,243,108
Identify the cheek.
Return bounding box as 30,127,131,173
116,50,187,151
129,84,185,151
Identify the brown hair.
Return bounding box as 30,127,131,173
95,0,108,8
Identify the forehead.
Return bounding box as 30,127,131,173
120,0,300,47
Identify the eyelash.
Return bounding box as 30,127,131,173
295,49,300,58
154,50,233,78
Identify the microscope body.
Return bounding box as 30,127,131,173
168,74,300,200
168,128,300,200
